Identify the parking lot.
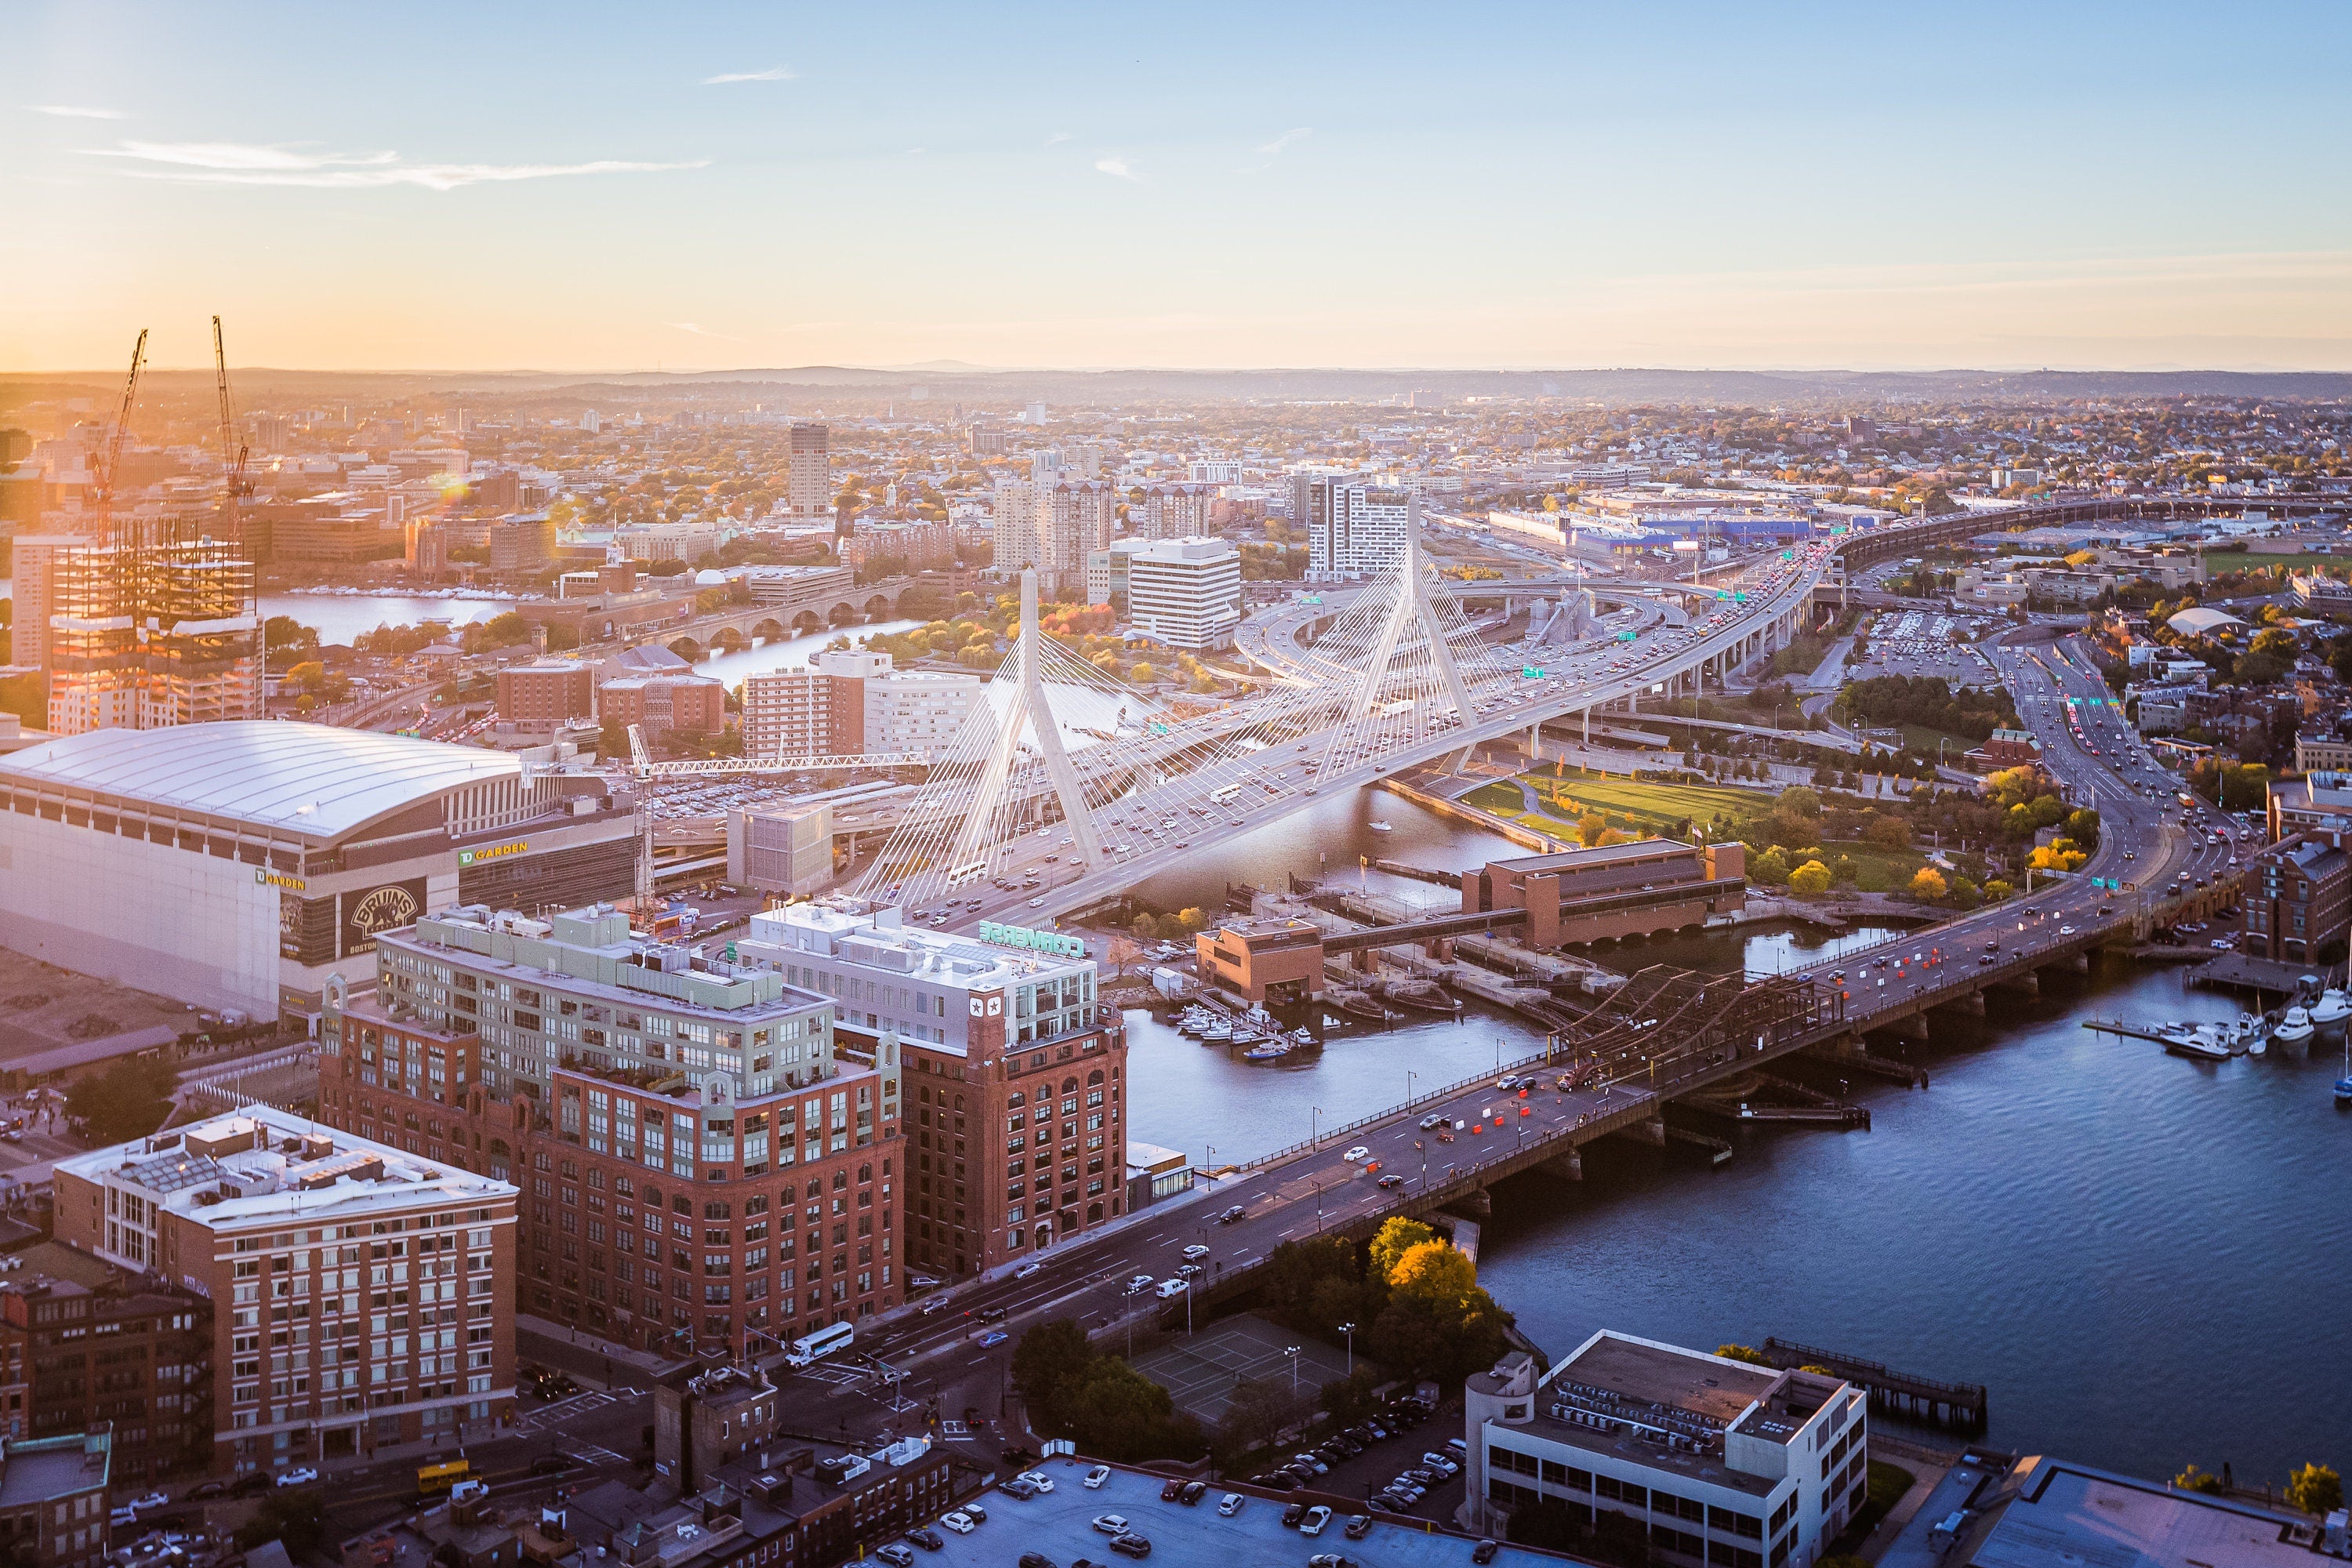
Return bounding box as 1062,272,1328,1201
905,1454,1544,1568
1855,610,1998,685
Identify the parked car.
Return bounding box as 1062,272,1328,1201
874,1547,914,1567
1218,1494,1246,1518
1179,1481,1208,1506
274,1468,318,1488
908,1528,945,1552
939,1513,976,1536
1107,1535,1151,1559
1017,1470,1056,1494
127,1494,169,1513
1281,1503,1308,1527
1017,1555,1055,1568
1300,1507,1334,1537
1473,1542,1501,1565
1091,1515,1131,1535
1344,1515,1373,1541
1083,1466,1112,1490
1160,1480,1185,1503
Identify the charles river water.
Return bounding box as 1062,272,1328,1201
1116,787,2352,1490
182,593,2352,1482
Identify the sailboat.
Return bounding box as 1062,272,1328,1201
2336,1036,2352,1106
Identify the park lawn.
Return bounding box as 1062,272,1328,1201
1463,780,1527,816
1898,723,1987,760
2202,550,2352,575
1531,774,1777,832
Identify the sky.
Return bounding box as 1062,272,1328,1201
5,0,2352,376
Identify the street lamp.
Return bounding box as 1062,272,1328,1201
1406,1070,1417,1105
1284,1345,1301,1393
1311,1105,1322,1149
1338,1322,1357,1377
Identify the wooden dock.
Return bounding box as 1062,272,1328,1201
1759,1337,1987,1430
2082,1019,2177,1046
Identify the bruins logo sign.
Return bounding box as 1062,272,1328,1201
341,878,426,956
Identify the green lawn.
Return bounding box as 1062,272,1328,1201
1534,775,1777,832
2201,550,2352,575
1898,724,1986,760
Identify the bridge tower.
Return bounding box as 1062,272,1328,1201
943,568,1106,876
1317,504,1486,775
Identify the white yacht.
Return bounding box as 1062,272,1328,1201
2309,989,2350,1033
2161,1023,2233,1062
2272,1005,2316,1048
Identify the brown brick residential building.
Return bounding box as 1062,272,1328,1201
51,1106,518,1476
735,902,1126,1283
597,675,728,744
322,904,902,1361
0,1243,210,1483
495,662,595,731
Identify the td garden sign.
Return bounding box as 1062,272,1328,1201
975,921,1087,960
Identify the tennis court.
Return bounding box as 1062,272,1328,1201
1131,1312,1363,1425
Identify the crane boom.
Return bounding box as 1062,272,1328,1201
211,316,249,541
97,328,148,550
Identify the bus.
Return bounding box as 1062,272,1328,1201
416,1459,474,1496
786,1320,855,1368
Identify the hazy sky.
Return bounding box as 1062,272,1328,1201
7,1,2351,374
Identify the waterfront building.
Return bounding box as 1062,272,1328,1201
2238,833,2350,963
734,902,1127,1282
789,425,831,518
1461,840,1748,948
1465,1331,1868,1568
0,723,637,1020
324,903,902,1359
51,1105,519,1474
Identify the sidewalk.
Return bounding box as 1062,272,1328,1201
517,1312,695,1390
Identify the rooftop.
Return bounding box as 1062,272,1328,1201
0,720,523,841
1882,1455,2328,1568
743,901,1093,988
0,1429,110,1508
1489,838,1700,874
54,1105,515,1229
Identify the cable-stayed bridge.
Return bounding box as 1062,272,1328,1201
852,517,1828,924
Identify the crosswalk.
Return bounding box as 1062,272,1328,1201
514,1389,620,1432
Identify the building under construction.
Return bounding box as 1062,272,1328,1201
38,535,260,736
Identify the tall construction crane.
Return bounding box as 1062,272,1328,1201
211,316,250,543
96,328,149,550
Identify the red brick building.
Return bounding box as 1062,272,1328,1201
325,905,902,1360
495,662,595,730
597,673,728,743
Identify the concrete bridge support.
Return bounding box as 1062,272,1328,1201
1870,1010,1929,1044
1617,1115,1668,1148
1991,969,2040,998
1541,1149,1584,1182
1450,1186,1493,1218
1933,989,1986,1017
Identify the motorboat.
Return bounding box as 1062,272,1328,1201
2273,1006,2316,1048
2160,1024,2232,1062
1241,1043,1290,1062
1368,820,1394,833
2310,989,2351,1032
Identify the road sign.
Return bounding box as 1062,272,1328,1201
1523,666,1544,678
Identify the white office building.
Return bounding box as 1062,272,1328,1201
1123,539,1241,650
1305,477,1418,577
1465,1332,1869,1568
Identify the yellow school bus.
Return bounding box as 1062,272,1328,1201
416,1459,473,1496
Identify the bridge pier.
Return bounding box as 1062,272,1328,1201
1541,1149,1584,1182
1614,1115,1668,1148
1450,1186,1493,1218
1934,989,1986,1017
1992,968,2041,997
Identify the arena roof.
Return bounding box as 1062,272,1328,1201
2165,607,2245,636
0,720,521,840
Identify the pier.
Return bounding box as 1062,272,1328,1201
1758,1337,1987,1430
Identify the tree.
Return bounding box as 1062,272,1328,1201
2064,808,2101,849
1058,1357,1203,1463
2286,1463,2343,1516
1788,859,1831,896
1983,879,2015,902
1908,867,1948,900
66,1055,177,1144
1750,848,1791,885
1369,1217,1439,1281
2172,1464,2224,1495
1174,907,1209,935
263,615,320,653
1715,1345,1772,1366
1863,815,1911,849
1011,1318,1094,1413
1319,1367,1384,1428
1217,1375,1310,1463
1130,913,1160,941
1388,1240,1479,1309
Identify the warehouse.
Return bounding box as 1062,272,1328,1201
0,721,637,1022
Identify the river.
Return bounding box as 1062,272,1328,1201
1121,793,2352,1490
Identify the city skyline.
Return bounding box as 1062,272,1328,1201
8,0,2352,374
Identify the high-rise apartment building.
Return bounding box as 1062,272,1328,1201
13,533,261,737
1137,483,1216,540
735,902,1127,1281
325,903,904,1359
52,1105,519,1475
789,425,831,517
991,478,1115,597
1305,477,1417,578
